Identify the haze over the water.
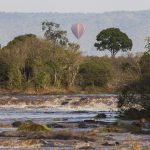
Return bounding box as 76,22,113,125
0,0,149,13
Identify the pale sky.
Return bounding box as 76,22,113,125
0,0,149,13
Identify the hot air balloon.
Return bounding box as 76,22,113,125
71,23,85,39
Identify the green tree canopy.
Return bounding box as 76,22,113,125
6,34,37,48
42,21,68,46
0,33,82,89
94,28,133,57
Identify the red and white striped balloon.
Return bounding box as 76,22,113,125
71,23,85,39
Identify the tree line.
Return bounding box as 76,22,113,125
0,21,149,96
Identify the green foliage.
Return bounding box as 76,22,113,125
0,32,82,90
139,47,150,93
6,34,36,48
78,57,112,87
119,86,150,114
0,32,145,94
0,61,9,84
0,22,148,96
118,38,150,118
94,28,133,57
9,65,22,88
42,21,68,45
34,72,50,89
118,88,137,109
119,108,150,120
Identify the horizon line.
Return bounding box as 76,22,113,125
0,9,150,14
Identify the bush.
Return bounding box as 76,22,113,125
94,113,106,119
118,47,150,119
0,34,82,90
18,121,51,132
119,108,150,120
77,56,112,88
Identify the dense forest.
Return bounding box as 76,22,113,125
0,21,149,97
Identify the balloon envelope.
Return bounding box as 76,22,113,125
71,23,85,39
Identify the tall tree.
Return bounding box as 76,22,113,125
94,28,133,57
42,21,68,46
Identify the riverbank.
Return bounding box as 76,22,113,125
0,86,117,95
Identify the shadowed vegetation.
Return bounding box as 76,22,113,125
118,38,150,120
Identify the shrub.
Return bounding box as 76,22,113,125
18,121,51,132
77,56,112,88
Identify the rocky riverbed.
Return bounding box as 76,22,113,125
0,94,118,111
0,94,149,150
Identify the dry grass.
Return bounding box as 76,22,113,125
0,85,115,95
24,87,69,94
127,134,142,150
0,139,42,148
132,142,141,150
0,129,97,142
17,122,51,132
0,86,71,95
0,124,12,128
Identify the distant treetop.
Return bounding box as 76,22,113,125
94,28,133,57
6,34,37,48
